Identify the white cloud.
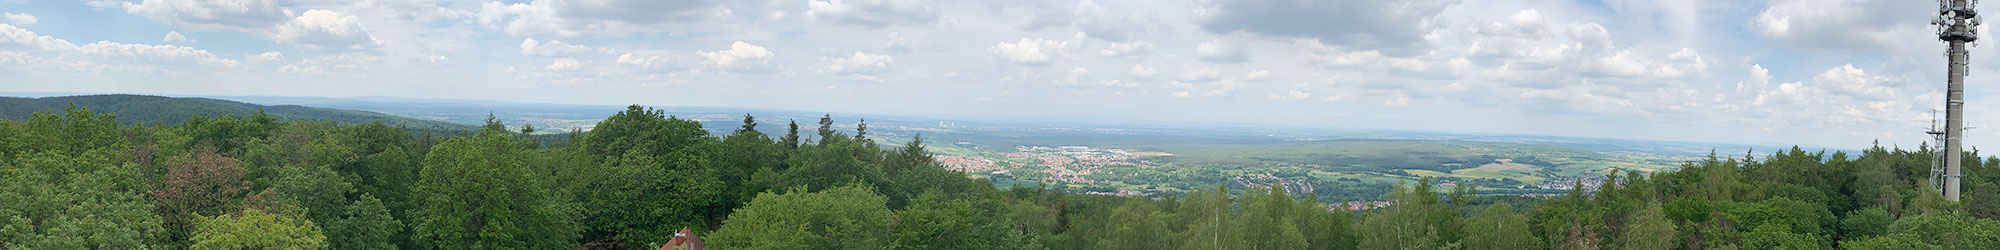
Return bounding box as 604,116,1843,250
1752,0,1928,52
1129,64,1157,78
1065,67,1092,83
884,32,913,53
1069,0,1146,42
1100,40,1153,57
520,38,606,56
1384,95,1410,107
1244,70,1270,81
246,51,282,63
0,24,239,68
279,53,376,77
270,10,379,51
823,51,893,75
476,0,728,38
1196,0,1453,54
547,57,582,71
805,0,941,28
697,41,775,72
3,13,34,26
162,31,189,43
1196,39,1248,63
1183,67,1221,82
122,0,293,31
989,37,1070,66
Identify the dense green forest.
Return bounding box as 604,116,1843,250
5,104,2000,249
0,95,475,131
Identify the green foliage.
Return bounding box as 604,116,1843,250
1841,234,1942,250
409,130,580,249
0,107,169,249
1842,207,1894,240
1620,201,1674,250
189,208,326,250
1236,185,1308,250
0,94,472,130
1888,213,2000,249
327,194,402,250
710,185,894,249
1297,194,1358,250
1093,197,1172,250
1359,182,1442,250
1177,186,1237,250
891,193,1028,250
577,148,724,245
21,101,2000,250
780,140,884,193
1739,223,1821,249
1463,203,1541,250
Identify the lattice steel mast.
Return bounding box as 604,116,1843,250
1933,0,1981,202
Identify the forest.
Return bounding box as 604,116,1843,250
4,104,2000,249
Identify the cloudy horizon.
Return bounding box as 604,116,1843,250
1,0,1994,148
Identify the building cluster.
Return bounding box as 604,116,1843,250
1232,174,1315,196
934,145,1158,185
1528,177,1606,191
1081,189,1149,197
936,155,997,173
1331,201,1392,211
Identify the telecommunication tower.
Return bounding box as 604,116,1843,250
1929,110,1949,193
1932,0,1981,201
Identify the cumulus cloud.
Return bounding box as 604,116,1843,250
547,57,581,71
1244,70,1270,81
520,38,607,56
270,10,379,51
884,32,913,53
279,53,375,77
0,23,239,68
823,51,893,75
1129,64,1157,78
163,31,189,43
805,0,941,28
697,41,775,72
1752,0,1929,52
1196,40,1248,63
1100,40,1153,57
3,13,34,26
1723,64,1923,127
1071,0,1147,41
246,51,282,63
1065,67,1092,83
477,0,728,38
1195,0,1452,54
1182,67,1222,82
989,37,1070,66
122,0,293,31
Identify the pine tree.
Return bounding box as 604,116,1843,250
738,113,758,135
781,120,801,148
817,114,835,146
856,118,868,141
482,113,505,132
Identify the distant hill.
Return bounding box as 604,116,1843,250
0,94,477,131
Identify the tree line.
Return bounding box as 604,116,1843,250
3,104,2000,249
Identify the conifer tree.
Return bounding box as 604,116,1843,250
738,113,758,135
781,120,801,148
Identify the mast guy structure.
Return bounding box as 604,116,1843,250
1933,0,1981,202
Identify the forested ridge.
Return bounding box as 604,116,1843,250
0,95,476,131
5,104,2000,249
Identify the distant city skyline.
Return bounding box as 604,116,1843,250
0,0,1990,148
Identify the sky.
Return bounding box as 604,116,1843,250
0,0,1996,149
